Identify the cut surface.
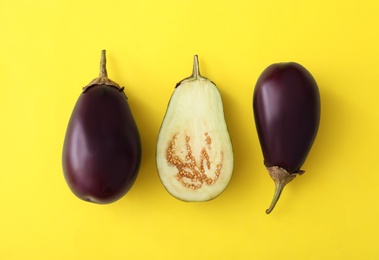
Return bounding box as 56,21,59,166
156,76,233,201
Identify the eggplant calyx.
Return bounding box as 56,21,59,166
265,166,304,214
176,55,207,88
83,49,121,92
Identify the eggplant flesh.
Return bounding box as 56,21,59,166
253,62,320,213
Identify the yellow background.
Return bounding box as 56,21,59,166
1,0,378,259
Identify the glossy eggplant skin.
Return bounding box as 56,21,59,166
253,62,320,174
62,84,141,204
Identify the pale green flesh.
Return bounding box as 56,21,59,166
156,77,233,201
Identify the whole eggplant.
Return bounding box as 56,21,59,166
62,50,141,204
253,62,320,214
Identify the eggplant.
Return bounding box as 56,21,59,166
62,50,141,204
156,55,234,201
253,62,320,214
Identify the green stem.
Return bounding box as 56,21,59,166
192,55,200,79
83,50,120,91
266,181,286,214
100,50,108,78
175,55,207,87
265,166,301,214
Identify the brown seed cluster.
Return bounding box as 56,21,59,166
166,132,224,190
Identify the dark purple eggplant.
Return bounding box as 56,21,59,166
62,50,141,204
253,62,320,214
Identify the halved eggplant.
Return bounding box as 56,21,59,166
156,56,233,201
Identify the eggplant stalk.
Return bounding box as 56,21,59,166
265,166,304,214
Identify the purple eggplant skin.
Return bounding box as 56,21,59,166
62,50,141,204
253,62,320,214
